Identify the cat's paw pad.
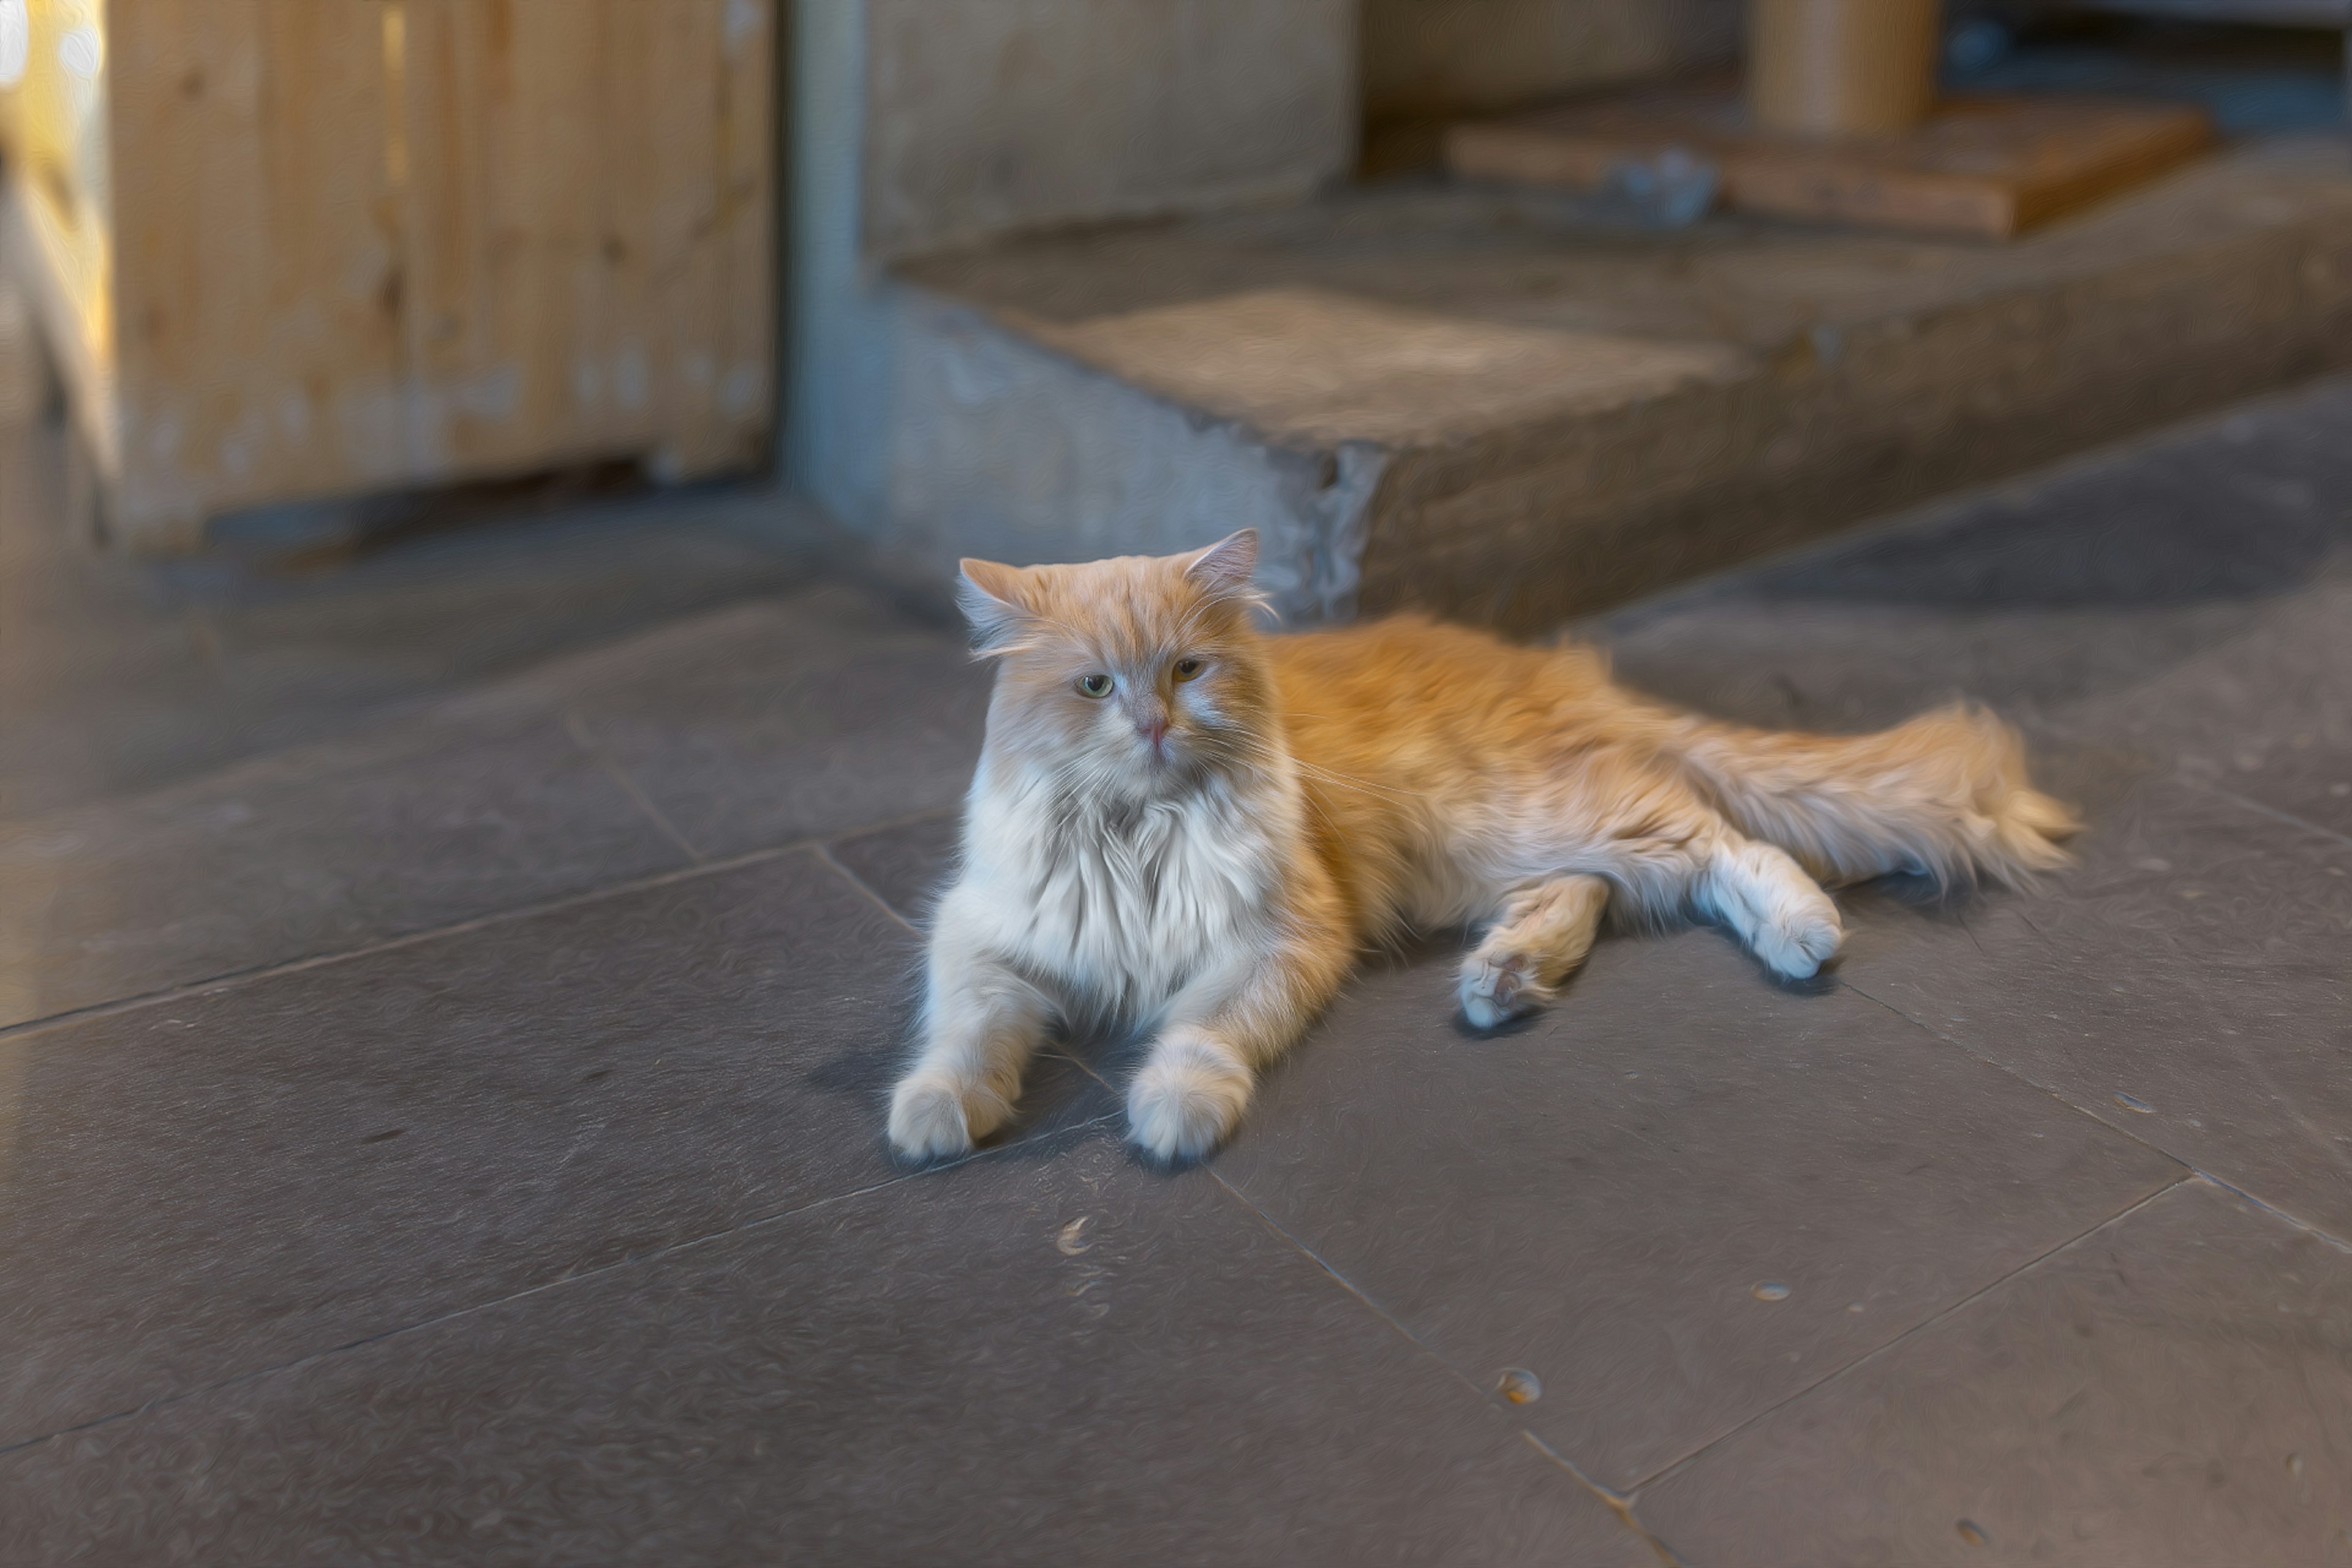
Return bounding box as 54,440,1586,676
1752,899,1844,980
888,1071,1002,1162
1126,1033,1252,1164
1458,952,1548,1030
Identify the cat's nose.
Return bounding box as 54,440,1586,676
1137,716,1169,747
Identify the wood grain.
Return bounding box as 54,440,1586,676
1448,86,2217,240
0,0,777,546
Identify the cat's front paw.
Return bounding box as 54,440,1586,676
1126,1029,1252,1164
887,1069,1008,1162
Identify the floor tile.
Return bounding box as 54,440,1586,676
1599,593,2255,747
1842,774,2352,1239
824,812,962,925
0,704,689,1028
0,850,1113,1447
1638,1178,2352,1568
0,1127,1655,1568
1207,920,2182,1491
548,589,989,860
1596,377,2352,761
0,421,820,821
2086,578,2352,839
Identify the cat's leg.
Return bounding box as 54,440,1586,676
1692,831,1844,980
1458,874,1611,1028
1561,771,1841,981
1125,900,1352,1164
888,883,1054,1162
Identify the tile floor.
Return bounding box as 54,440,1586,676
4,377,2350,1566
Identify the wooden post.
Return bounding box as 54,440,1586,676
1749,0,1945,135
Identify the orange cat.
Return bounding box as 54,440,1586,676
887,530,2076,1164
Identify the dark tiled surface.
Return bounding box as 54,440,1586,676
0,424,821,821
2100,578,2352,839
0,1128,1656,1568
0,705,689,1028
1638,1178,2352,1568
824,811,963,924
9,365,2352,1560
1599,382,2352,778
1842,776,2352,1239
1212,925,2183,1491
547,590,989,860
0,850,1114,1447
0,567,983,1034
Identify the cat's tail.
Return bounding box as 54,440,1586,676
1655,702,2078,891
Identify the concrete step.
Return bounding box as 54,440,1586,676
861,135,2352,631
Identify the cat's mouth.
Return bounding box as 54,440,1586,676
1126,735,1200,788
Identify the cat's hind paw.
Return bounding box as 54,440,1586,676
1705,840,1844,981
1458,951,1553,1030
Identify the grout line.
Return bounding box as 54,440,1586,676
1839,980,2193,1174
0,1174,921,1458
1067,1017,1685,1559
1207,1169,1433,1351
814,843,918,935
1627,1175,2192,1501
562,710,705,863
2181,776,2352,853
0,1111,1123,1463
1520,1431,1686,1568
2170,1167,2352,1257
0,805,963,1047
1842,979,2352,1254
1205,1161,1683,1563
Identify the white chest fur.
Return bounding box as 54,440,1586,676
962,761,1288,1017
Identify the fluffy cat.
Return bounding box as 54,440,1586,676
887,530,2076,1164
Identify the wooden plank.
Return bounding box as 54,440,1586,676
6,0,773,545
105,0,398,539
249,0,406,496
399,0,591,477
1447,86,2217,240
398,0,769,486
704,0,777,479
600,0,723,471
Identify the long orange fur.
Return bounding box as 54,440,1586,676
886,530,2077,1164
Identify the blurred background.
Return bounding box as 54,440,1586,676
0,1,2346,609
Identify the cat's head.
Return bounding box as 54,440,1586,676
956,531,1273,797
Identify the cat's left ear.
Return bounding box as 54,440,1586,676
1182,529,1259,600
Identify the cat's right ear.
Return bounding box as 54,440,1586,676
957,557,1038,656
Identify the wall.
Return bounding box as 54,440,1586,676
861,0,1357,260
783,0,1737,600
1362,0,1741,120
791,0,1364,589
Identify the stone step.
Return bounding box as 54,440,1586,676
859,134,2352,631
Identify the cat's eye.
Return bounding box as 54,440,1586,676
1173,658,1205,682
1077,673,1113,698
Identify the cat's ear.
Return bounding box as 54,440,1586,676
957,557,1039,655
1182,529,1259,600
